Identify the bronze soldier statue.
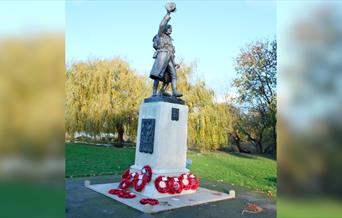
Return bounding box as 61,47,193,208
149,2,182,98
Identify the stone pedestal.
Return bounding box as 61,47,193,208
130,99,195,198
85,97,236,210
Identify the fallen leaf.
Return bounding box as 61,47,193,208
241,203,263,215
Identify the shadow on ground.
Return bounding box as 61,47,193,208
66,175,276,218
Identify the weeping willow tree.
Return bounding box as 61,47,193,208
65,58,150,143
174,64,237,151
66,59,236,151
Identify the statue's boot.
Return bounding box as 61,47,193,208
159,83,172,97
152,80,159,96
171,79,183,97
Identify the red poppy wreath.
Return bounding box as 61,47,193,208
167,177,183,194
108,188,122,195
141,165,152,182
179,173,191,190
108,189,136,198
133,173,148,192
128,171,138,184
118,190,136,199
154,176,169,193
140,198,159,205
188,173,199,190
118,178,131,190
121,169,130,180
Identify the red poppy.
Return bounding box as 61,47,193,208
167,177,183,194
121,169,130,179
179,173,191,190
154,176,169,193
141,165,153,182
129,171,138,184
108,188,122,195
118,190,136,199
140,198,159,205
133,173,148,192
118,178,131,190
188,174,199,190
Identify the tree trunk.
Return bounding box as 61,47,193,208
116,123,124,147
272,124,277,152
233,132,244,153
255,141,263,154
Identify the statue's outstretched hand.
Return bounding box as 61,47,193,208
165,2,176,13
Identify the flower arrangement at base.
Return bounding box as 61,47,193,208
118,178,131,190
128,171,138,184
108,189,136,199
155,172,199,194
140,198,159,205
133,173,148,192
121,169,130,179
109,165,153,195
111,166,199,196
142,165,153,182
188,173,199,190
179,173,191,190
154,176,169,193
167,177,183,194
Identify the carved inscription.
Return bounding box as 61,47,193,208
139,119,155,154
171,108,179,121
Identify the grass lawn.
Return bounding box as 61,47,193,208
66,142,276,195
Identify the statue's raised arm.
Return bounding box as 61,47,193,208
158,2,176,36
158,13,171,36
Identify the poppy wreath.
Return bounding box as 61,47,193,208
141,165,152,182
154,176,169,193
108,188,122,195
118,178,131,190
179,173,191,190
133,173,148,192
121,169,130,180
128,171,138,184
108,188,136,198
167,177,183,194
118,190,136,199
140,198,159,206
188,173,199,190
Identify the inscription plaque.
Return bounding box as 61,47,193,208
139,119,155,154
171,108,179,121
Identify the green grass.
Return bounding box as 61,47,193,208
66,143,135,177
66,142,276,195
188,151,276,195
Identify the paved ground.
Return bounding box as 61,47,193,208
66,175,276,218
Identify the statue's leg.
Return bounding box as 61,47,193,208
159,82,171,96
152,80,159,96
169,62,183,97
159,82,167,95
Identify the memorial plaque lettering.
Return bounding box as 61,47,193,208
139,119,155,154
171,108,179,121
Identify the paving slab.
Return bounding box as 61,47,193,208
66,175,276,218
86,182,235,213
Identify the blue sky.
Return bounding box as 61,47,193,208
66,1,276,98
0,0,275,99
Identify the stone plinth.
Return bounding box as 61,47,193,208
86,182,235,214
130,99,193,198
